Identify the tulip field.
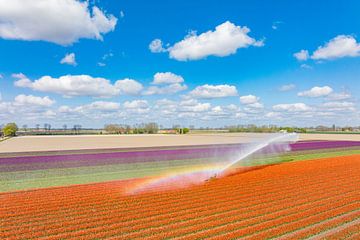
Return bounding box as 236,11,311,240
1,140,360,239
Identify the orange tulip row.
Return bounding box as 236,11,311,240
0,155,359,240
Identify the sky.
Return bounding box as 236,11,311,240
0,0,360,128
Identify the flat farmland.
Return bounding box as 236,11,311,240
1,137,360,239
1,133,360,153
1,155,359,239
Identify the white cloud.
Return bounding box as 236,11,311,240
149,39,166,53
327,92,351,101
60,53,77,66
239,95,264,110
322,101,355,111
246,102,264,109
123,100,148,109
120,10,125,18
271,21,283,30
273,103,312,112
311,35,360,60
180,101,211,113
153,21,264,61
144,72,187,95
298,86,333,98
12,73,26,79
300,64,312,69
189,84,238,99
239,95,259,104
265,112,281,118
144,83,187,95
279,84,296,91
123,100,150,114
323,101,354,108
0,0,117,45
77,101,120,112
14,94,55,106
152,72,184,84
0,74,3,79
293,50,309,61
14,74,120,98
114,78,143,95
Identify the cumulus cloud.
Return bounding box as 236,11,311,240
327,92,351,101
180,100,211,113
239,95,264,111
293,50,309,61
144,83,187,95
239,95,259,104
115,78,143,95
311,35,360,60
273,103,312,112
13,74,144,98
60,53,77,66
152,72,184,84
151,21,263,61
14,74,119,98
123,100,150,114
322,101,355,111
123,100,149,109
76,101,120,112
149,39,166,53
298,86,333,98
14,94,55,106
189,84,238,99
265,111,281,118
0,0,117,45
144,72,187,95
279,84,296,91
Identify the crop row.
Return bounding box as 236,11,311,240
3,159,346,218
1,154,359,239
1,155,358,237
6,175,357,239
3,166,353,238
2,160,354,226
1,140,359,170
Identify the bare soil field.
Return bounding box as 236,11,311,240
0,133,359,153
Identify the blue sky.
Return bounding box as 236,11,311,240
0,0,359,128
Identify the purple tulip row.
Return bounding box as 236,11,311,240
1,140,359,173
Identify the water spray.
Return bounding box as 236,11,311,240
128,132,299,194
213,132,299,178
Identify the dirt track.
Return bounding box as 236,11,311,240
0,133,360,153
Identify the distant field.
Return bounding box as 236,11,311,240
2,133,360,153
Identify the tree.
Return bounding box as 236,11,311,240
144,122,159,134
183,128,190,134
104,124,121,134
3,123,18,137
